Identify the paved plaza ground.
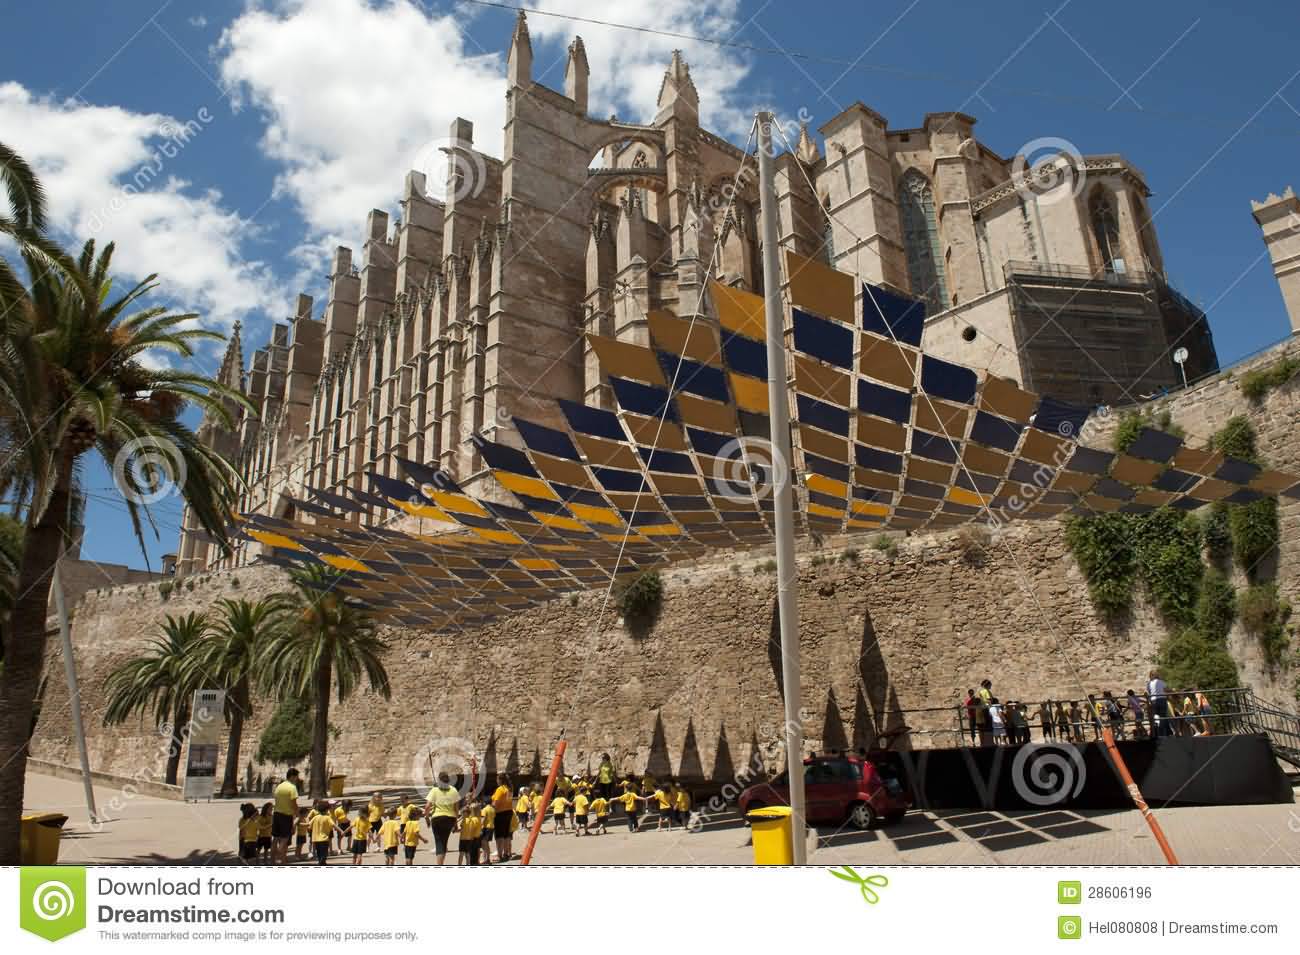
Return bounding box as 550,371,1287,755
24,771,1300,866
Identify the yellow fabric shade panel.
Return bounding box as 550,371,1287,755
785,250,855,324
494,471,561,501
586,334,669,386
246,529,305,551
321,554,374,574
647,310,722,365
709,280,766,340
729,373,770,413
568,503,624,526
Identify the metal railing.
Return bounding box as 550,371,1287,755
864,687,1300,759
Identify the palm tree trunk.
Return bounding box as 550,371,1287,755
0,457,72,864
310,657,331,798
219,677,248,797
165,699,190,786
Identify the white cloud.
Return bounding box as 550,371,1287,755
215,0,755,270
217,0,504,269
0,82,284,339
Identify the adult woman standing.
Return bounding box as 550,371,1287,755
489,774,514,862
596,754,616,800
424,772,460,866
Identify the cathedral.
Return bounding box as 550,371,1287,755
176,12,1219,577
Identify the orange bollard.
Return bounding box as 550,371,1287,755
520,739,566,866
1101,727,1179,865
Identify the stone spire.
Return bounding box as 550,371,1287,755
565,36,590,114
796,122,820,164
216,320,245,392
656,50,699,119
506,10,532,88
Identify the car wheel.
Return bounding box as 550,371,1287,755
848,802,877,831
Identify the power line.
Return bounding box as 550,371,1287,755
463,0,1300,138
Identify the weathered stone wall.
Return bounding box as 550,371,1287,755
31,337,1299,788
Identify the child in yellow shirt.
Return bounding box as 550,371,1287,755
295,810,312,862
674,783,692,830
367,794,384,848
618,789,646,832
333,800,351,854
479,803,496,864
238,803,259,864
402,808,428,866
309,800,335,865
350,809,371,865
590,795,610,835
573,791,590,837
378,808,402,866
458,802,484,866
256,802,273,862
549,794,569,834
651,784,674,831
515,788,531,829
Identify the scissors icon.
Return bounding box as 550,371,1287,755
828,866,889,904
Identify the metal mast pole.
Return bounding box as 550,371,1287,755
756,111,806,865
53,562,98,823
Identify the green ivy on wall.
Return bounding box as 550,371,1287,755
1065,414,1287,687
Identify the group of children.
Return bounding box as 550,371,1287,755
238,771,697,866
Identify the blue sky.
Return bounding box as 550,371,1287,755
3,0,1298,570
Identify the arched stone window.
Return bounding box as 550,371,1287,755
897,169,948,314
1089,187,1122,273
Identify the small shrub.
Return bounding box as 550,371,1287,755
185,580,195,592
1238,583,1292,664
1209,415,1259,463
871,535,898,558
956,524,992,563
1065,514,1137,620
1157,628,1239,691
618,571,663,620
1113,408,1184,454
256,697,313,765
1239,355,1300,402
840,547,860,564
230,576,240,589
810,554,828,567
1230,496,1278,579
158,580,174,601
568,594,579,607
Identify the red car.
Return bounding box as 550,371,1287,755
738,755,911,829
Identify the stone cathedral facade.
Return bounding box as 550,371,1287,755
176,12,1218,577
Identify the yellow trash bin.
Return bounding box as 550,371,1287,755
328,774,346,798
20,813,68,865
747,806,794,865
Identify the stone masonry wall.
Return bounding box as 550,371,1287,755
30,337,1299,788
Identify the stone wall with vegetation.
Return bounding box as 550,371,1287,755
29,338,1299,788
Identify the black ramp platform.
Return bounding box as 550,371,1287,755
888,734,1293,811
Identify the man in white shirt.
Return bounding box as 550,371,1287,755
1147,670,1170,737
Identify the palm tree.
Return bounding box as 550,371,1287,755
193,596,292,797
258,565,391,797
0,141,84,311
103,612,210,785
0,234,247,862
